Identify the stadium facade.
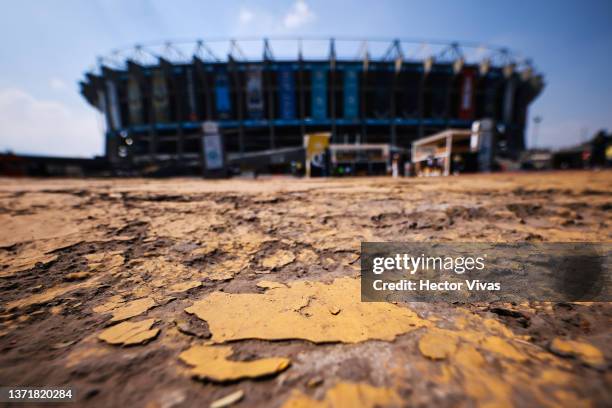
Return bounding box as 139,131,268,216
79,38,544,173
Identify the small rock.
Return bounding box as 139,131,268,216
210,390,244,408
328,306,341,315
84,388,100,399
307,377,323,388
64,272,91,281
154,390,186,408
52,340,76,349
98,319,159,346
174,317,211,339
261,250,295,270
256,280,287,290
549,337,605,369
418,330,458,360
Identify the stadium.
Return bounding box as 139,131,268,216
79,38,544,175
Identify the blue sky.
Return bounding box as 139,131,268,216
1,0,611,157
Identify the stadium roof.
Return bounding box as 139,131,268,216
89,37,536,73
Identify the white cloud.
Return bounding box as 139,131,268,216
283,0,316,29
0,88,103,157
239,7,254,24
50,78,67,91
233,0,316,34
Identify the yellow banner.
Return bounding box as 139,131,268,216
305,132,331,158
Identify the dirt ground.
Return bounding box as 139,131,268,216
0,171,610,408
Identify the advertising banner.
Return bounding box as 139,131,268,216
201,121,225,173
185,68,198,121
459,68,475,120
214,72,231,118
474,119,496,172
483,79,497,118
127,76,143,125
343,68,359,119
374,74,389,118
152,69,169,123
304,132,331,177
311,67,327,119
105,79,122,130
503,77,516,124
278,67,296,120
246,67,264,119
203,133,224,170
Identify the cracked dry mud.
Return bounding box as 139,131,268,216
0,171,611,407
